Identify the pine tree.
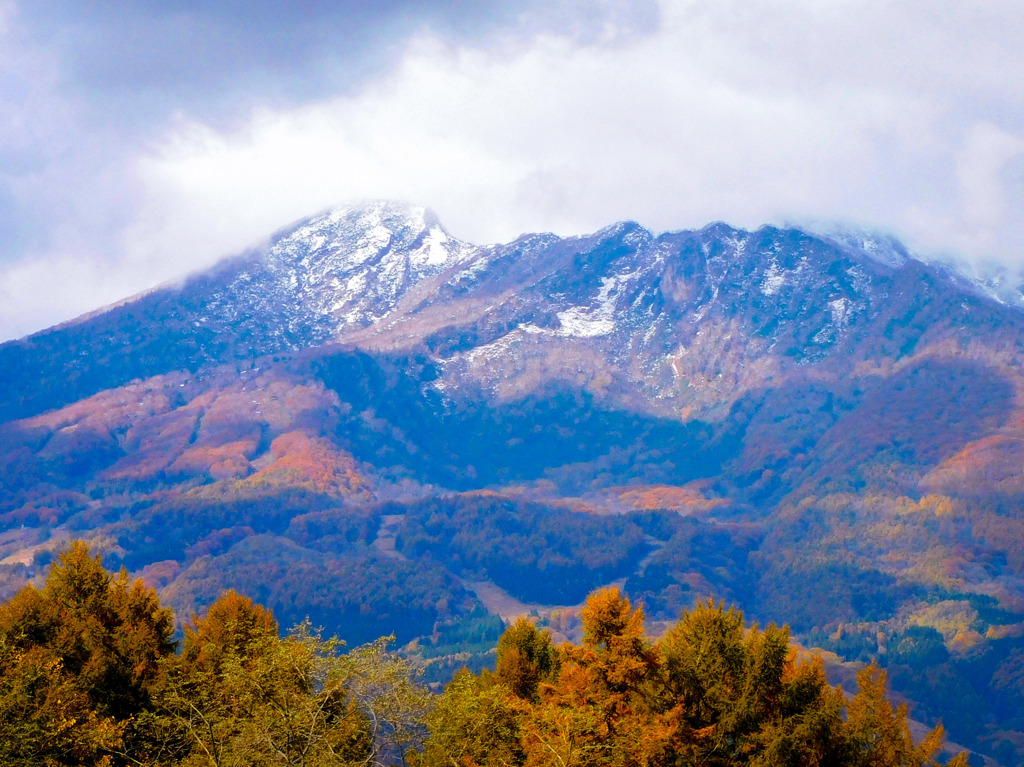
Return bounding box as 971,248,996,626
0,541,176,766
496,618,557,701
843,664,967,767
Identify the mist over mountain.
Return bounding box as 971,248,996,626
3,200,1024,763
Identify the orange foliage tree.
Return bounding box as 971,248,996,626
420,590,967,767
0,542,176,766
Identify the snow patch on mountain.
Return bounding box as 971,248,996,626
797,221,910,269
761,261,786,296
557,276,622,338
829,297,852,329
557,308,616,337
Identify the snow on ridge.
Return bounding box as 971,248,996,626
796,221,910,269
557,310,615,337
449,253,491,285
761,261,786,296
556,275,624,338
828,297,852,330
925,258,1024,312
858,237,909,269
199,201,482,344
259,202,470,303
420,228,451,266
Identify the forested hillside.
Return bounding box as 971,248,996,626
0,544,966,766
4,203,1024,763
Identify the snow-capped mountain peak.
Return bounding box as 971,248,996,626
271,200,469,274
183,201,476,351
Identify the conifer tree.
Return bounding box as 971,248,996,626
843,664,967,767
657,598,848,766
0,541,176,766
495,618,557,701
518,588,673,767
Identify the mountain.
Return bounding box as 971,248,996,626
2,200,1024,763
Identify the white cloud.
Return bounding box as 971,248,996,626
3,0,1024,340
130,0,1024,259
955,122,1024,248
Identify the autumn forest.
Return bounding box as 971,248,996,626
0,543,966,767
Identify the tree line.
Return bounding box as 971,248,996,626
0,543,966,766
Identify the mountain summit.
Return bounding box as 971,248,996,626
2,201,1024,762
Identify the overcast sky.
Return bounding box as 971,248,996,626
1,0,1022,341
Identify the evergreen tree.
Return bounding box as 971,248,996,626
844,664,967,767
495,618,557,701
0,541,176,766
421,669,524,767
163,592,373,766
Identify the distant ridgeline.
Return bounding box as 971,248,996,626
0,544,966,767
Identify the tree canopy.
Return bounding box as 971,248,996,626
0,545,968,767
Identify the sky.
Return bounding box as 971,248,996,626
0,0,1023,341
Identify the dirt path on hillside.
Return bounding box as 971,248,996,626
461,577,627,623
371,514,408,560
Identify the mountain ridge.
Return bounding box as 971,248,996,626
11,199,1019,422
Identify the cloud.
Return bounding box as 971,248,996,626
131,0,1024,255
14,0,531,117
955,122,1024,249
0,0,534,340
2,0,1024,340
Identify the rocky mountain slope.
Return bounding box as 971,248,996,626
3,200,1024,763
